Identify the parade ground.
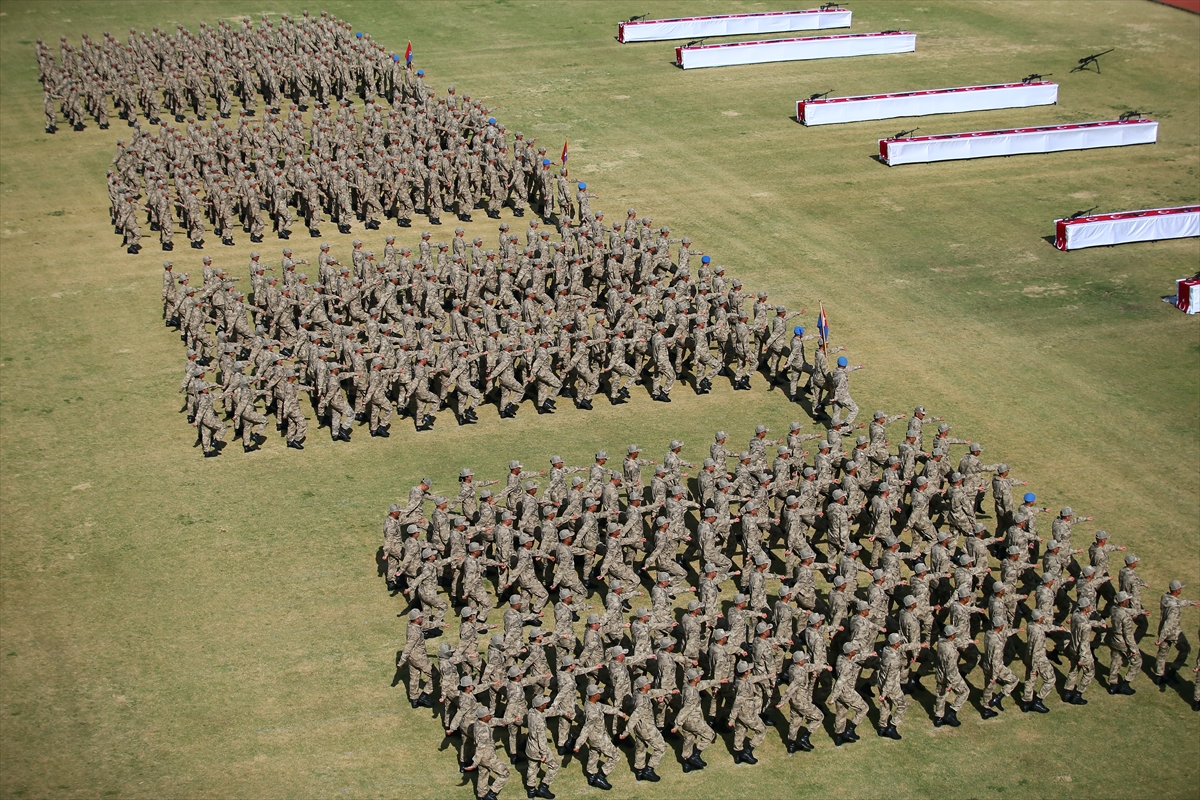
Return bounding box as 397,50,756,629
1,2,1197,797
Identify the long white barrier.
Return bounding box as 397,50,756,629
675,31,915,70
879,118,1158,166
798,81,1057,126
619,8,851,43
1054,205,1200,251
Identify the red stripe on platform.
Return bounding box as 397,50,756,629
684,31,910,50
1058,205,1200,226
881,118,1154,143
806,82,1053,105
1150,0,1200,13
623,8,846,26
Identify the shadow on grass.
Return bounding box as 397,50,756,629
1139,655,1194,706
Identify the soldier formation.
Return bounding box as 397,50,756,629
166,234,829,454
388,422,1199,797
41,14,834,453
38,14,604,255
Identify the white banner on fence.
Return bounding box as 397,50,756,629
676,31,915,70
1055,206,1200,251
798,82,1057,126
879,119,1158,166
619,9,851,43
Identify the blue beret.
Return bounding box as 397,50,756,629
1024,493,1036,503
700,255,711,263
837,356,848,367
794,326,804,335
578,182,586,189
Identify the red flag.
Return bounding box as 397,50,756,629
561,139,568,164
405,41,413,65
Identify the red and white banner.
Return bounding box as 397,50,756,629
1175,277,1200,315
676,31,915,70
798,81,1057,126
619,8,851,43
879,118,1158,166
1054,205,1200,251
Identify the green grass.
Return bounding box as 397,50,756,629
1,1,1198,798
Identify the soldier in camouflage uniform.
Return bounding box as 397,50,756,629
1154,580,1199,686
776,650,826,752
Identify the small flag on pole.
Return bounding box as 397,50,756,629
817,302,829,342
405,41,413,66
561,139,569,165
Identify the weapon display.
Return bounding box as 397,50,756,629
893,128,919,139
807,89,834,101
1070,49,1114,73
1067,207,1098,220
1021,73,1052,84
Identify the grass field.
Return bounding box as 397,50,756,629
1,1,1198,798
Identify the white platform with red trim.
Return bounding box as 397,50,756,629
878,118,1158,166
797,82,1057,126
675,31,915,70
1054,205,1199,251
618,8,851,43
1173,277,1200,315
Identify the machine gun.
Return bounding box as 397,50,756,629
807,89,834,101
685,38,707,47
1118,110,1144,121
820,2,844,10
1021,73,1052,84
1070,49,1113,73
627,13,648,22
1067,207,1098,221
893,128,919,139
